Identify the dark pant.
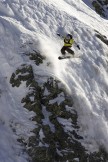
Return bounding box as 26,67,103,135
61,46,74,55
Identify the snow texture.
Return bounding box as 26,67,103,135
0,0,108,161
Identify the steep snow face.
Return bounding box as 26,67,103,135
0,1,37,161
0,0,108,160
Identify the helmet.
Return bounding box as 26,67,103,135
66,34,73,39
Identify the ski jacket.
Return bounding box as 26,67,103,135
64,38,74,47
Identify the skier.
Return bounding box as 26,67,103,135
57,33,80,56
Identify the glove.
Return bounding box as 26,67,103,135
77,45,80,50
57,33,60,36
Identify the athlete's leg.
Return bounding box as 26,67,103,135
61,46,67,55
66,47,74,55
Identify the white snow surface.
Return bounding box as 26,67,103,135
0,0,108,161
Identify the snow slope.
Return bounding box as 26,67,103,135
0,0,108,161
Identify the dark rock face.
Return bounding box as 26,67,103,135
10,64,34,87
10,49,108,162
95,30,108,46
92,0,108,18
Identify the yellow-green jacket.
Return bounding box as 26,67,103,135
64,38,74,47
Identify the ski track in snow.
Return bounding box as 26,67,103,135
0,0,108,160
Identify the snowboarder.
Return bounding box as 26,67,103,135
57,33,80,56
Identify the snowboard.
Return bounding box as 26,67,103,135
58,56,72,60
58,54,80,60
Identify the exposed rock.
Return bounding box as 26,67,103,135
26,50,46,66
95,30,108,46
10,64,34,87
92,0,108,18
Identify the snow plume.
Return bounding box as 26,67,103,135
38,35,73,92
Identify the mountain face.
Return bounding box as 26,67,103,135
0,0,108,162
10,47,108,162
